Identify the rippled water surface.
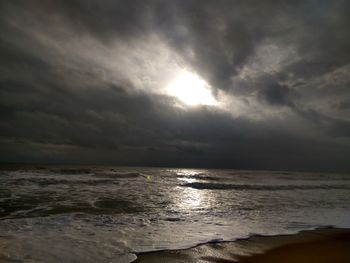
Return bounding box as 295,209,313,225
1,167,350,262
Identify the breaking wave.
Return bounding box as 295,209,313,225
182,182,350,191
94,172,147,179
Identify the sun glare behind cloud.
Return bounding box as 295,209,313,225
166,70,217,106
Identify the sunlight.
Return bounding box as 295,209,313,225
166,70,217,106
172,169,210,209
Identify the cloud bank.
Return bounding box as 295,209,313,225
1,0,349,171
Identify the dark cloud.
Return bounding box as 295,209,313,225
258,83,295,107
328,119,350,138
0,0,350,172
334,100,350,111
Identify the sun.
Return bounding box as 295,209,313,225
166,70,217,106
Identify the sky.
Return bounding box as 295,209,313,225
0,0,349,172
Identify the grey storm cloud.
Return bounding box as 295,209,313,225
0,0,350,171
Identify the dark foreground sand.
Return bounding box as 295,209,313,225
134,227,350,263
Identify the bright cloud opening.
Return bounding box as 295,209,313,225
166,70,217,106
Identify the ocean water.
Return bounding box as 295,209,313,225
1,167,350,262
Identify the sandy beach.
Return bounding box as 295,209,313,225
134,227,350,263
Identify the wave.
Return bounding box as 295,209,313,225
94,172,147,179
182,182,350,191
8,178,114,186
176,173,223,181
47,168,147,179
50,168,93,174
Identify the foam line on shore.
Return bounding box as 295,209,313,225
133,226,350,263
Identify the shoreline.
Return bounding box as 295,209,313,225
133,227,350,262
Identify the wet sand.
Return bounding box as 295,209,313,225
134,227,350,263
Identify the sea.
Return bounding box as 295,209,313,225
1,166,350,262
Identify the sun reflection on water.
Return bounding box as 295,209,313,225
171,169,213,210
179,187,203,207
173,169,205,176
